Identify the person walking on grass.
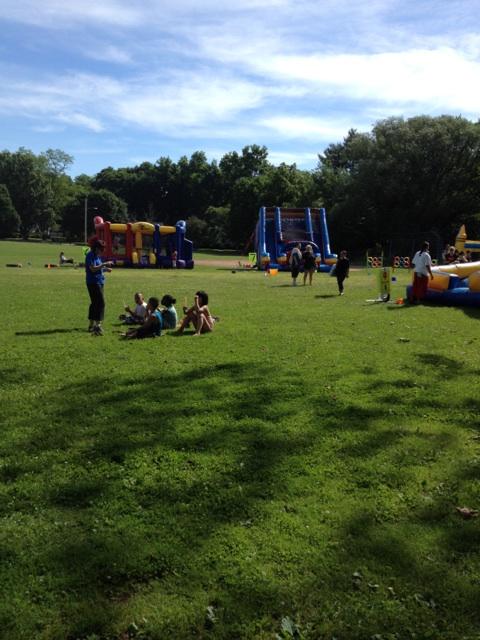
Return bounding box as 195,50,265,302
410,241,434,304
289,243,302,286
85,239,113,336
335,249,350,295
302,244,316,285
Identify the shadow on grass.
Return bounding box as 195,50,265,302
2,362,318,637
462,306,480,320
15,327,86,336
2,359,479,638
270,283,297,288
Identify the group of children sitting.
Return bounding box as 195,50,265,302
443,245,471,264
119,291,215,339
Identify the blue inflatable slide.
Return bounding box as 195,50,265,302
255,206,336,272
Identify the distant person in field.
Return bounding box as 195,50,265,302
119,292,148,325
289,243,302,286
410,241,433,304
122,297,163,339
85,239,113,335
177,291,215,336
302,244,316,285
160,294,178,330
59,251,74,265
335,250,350,295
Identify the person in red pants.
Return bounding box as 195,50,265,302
410,241,434,303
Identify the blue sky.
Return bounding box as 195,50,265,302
1,0,479,177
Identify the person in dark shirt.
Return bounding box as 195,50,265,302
335,250,350,295
85,239,113,335
302,244,317,285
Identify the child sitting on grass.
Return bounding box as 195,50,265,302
176,291,215,336
121,297,162,339
119,292,148,324
160,294,178,330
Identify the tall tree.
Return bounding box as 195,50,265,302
0,148,55,238
0,184,21,238
315,117,480,252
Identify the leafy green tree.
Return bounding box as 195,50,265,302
202,206,232,248
219,145,270,201
61,188,128,241
0,184,21,238
41,148,74,176
262,163,319,207
40,148,76,224
315,117,480,252
186,215,209,248
0,148,55,238
229,175,269,247
75,174,93,188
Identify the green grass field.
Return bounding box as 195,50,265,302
1,241,479,640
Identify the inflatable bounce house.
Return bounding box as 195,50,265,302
93,216,194,268
256,207,336,272
406,225,480,307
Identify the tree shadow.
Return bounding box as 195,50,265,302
1,362,320,637
2,357,480,638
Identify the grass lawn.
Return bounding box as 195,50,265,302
1,240,479,640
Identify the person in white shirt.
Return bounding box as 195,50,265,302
410,241,434,303
119,292,148,324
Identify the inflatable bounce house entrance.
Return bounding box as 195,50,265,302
93,216,194,268
255,207,336,272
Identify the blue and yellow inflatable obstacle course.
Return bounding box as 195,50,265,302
255,206,337,272
406,261,480,307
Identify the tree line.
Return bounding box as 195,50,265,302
1,115,480,254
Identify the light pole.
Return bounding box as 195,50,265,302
84,196,88,244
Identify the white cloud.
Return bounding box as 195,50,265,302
85,45,133,65
259,116,366,141
0,0,143,27
261,48,480,112
196,28,480,118
56,112,104,132
267,150,319,167
114,73,267,131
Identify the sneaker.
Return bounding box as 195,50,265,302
93,326,104,336
88,325,95,333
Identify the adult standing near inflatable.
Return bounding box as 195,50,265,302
302,244,316,286
410,241,434,304
289,243,302,286
85,239,113,335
